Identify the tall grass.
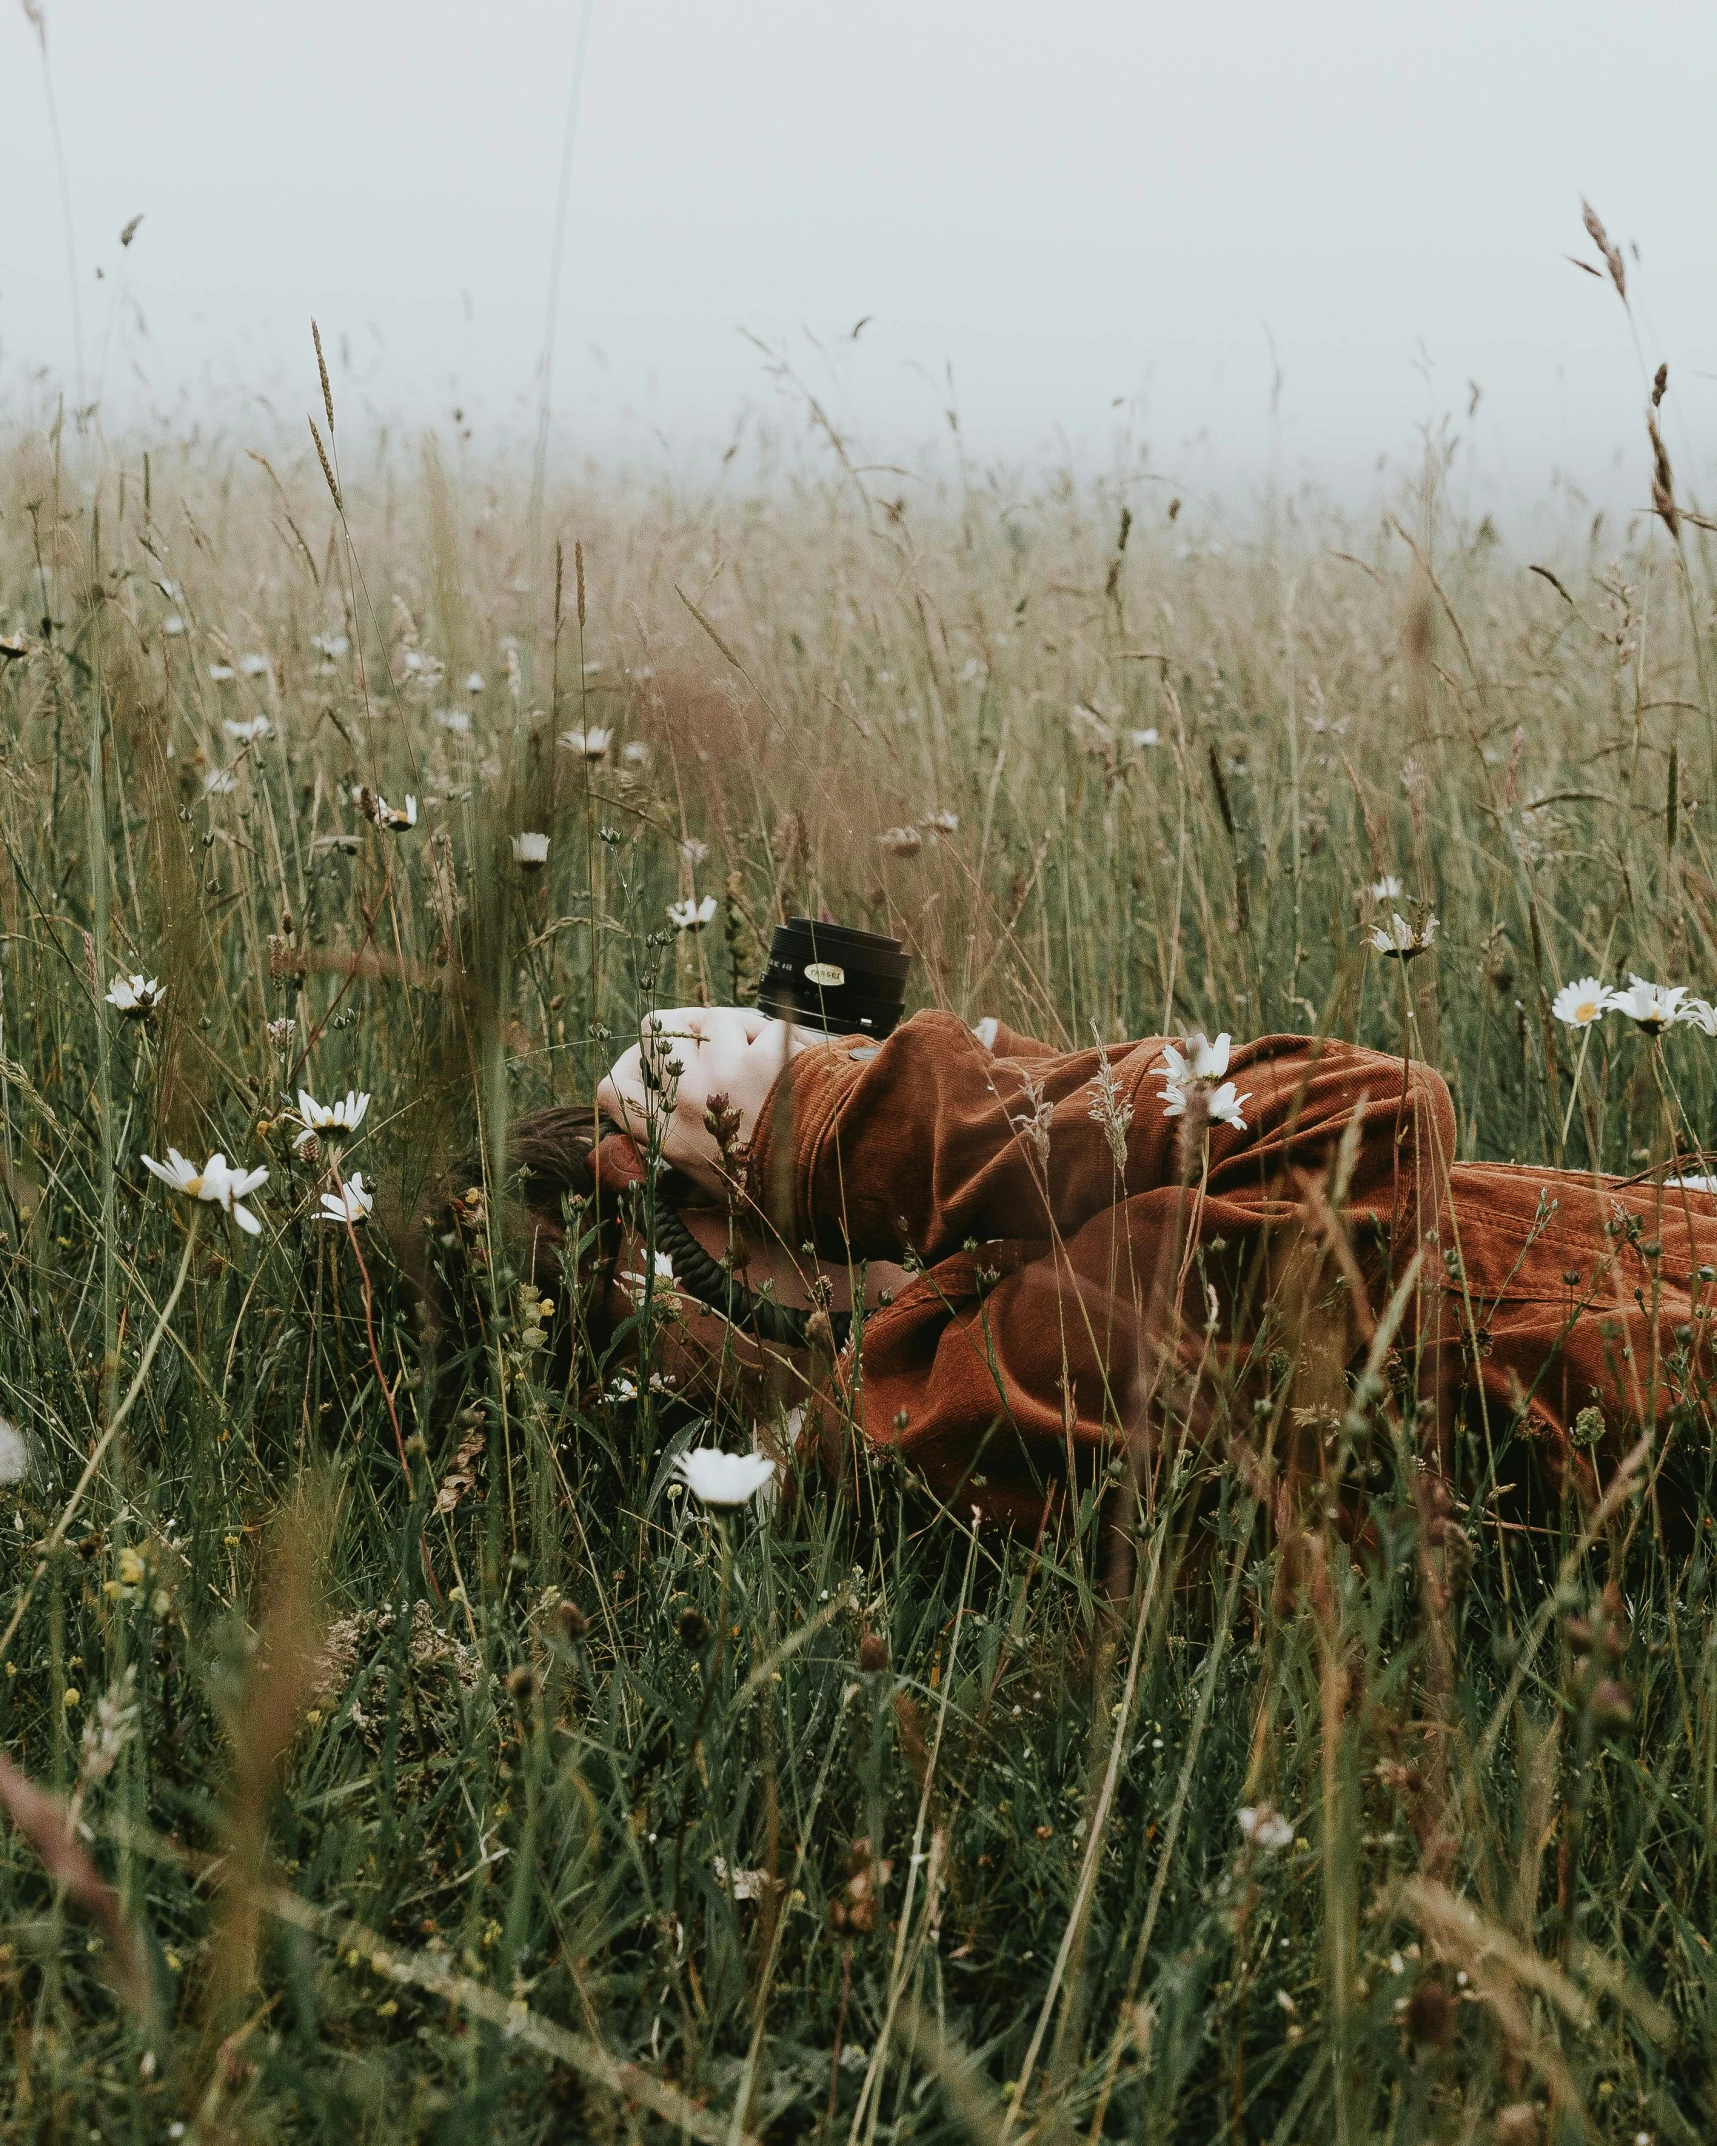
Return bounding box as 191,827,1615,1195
0,380,1714,2144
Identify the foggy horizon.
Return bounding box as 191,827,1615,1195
5,2,1715,532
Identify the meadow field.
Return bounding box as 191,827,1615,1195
0,359,1715,2144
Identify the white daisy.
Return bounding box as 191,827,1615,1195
105,973,166,1018
558,727,611,760
921,809,959,835
207,664,235,684
619,1249,676,1305
1367,874,1403,901
223,715,271,743
239,653,271,678
1551,977,1616,1029
463,671,485,693
623,739,651,767
203,768,237,796
1161,1032,1231,1086
1680,997,1717,1036
1237,1804,1294,1852
668,895,717,932
674,1447,778,1509
294,1089,371,1151
318,1172,374,1224
1128,728,1160,749
433,707,472,735
141,1149,268,1235
1611,975,1686,1035
1160,1077,1249,1132
354,786,417,832
1367,912,1439,960
512,831,550,868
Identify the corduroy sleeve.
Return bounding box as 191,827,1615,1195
745,1010,1168,1264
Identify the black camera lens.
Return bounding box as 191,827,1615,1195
756,918,912,1037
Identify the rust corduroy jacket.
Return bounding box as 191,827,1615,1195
744,1012,1715,1526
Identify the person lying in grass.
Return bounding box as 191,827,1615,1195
469,1006,1717,1532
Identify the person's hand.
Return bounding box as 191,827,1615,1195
596,1006,810,1197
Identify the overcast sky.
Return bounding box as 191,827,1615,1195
3,1,1714,522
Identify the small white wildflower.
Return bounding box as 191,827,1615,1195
140,1149,268,1236
1366,912,1439,960
619,1250,677,1304
203,768,237,796
680,837,710,866
623,739,651,767
513,831,550,868
161,613,185,637
267,1016,297,1052
1612,975,1686,1035
879,826,923,857
668,894,717,931
675,1448,778,1509
1128,727,1160,748
239,653,271,678
1681,996,1717,1036
354,786,417,832
223,715,272,743
558,727,611,760
1367,874,1404,901
312,632,350,659
207,664,235,683
464,671,485,693
105,973,166,1018
294,1089,370,1151
1161,1032,1231,1085
921,808,959,835
1237,1804,1294,1852
433,707,472,735
318,1172,374,1224
0,1417,33,1485
1551,977,1616,1029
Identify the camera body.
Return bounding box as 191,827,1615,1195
756,918,911,1038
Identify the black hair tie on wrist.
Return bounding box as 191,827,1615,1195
651,1206,853,1354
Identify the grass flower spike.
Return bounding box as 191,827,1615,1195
1612,975,1685,1035
318,1173,374,1224
141,1149,268,1235
675,1447,778,1509
1552,977,1617,1028
105,973,165,1019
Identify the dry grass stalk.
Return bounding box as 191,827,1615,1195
0,1750,152,2022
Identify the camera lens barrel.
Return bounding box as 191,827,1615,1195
756,918,912,1037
